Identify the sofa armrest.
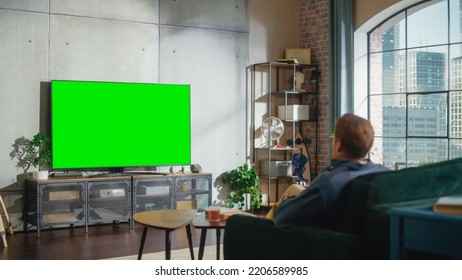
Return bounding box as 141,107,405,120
223,214,363,260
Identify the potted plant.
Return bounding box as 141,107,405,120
222,163,262,211
25,133,52,179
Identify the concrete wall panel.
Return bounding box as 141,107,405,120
50,0,159,24
0,10,48,185
160,0,248,32
50,15,159,82
0,0,48,13
0,0,256,220
159,26,248,178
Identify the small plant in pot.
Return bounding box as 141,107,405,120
26,133,52,179
222,163,262,211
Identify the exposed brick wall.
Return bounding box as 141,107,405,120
300,0,330,176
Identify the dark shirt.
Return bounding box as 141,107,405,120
274,159,389,227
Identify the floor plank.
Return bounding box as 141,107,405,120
0,223,217,260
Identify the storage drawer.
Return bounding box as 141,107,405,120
259,160,292,177
278,105,310,121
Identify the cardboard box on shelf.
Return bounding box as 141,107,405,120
285,48,311,64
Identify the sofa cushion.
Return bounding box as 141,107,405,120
224,214,363,260
364,158,462,206
331,158,462,243
351,158,462,246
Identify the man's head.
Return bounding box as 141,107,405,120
332,113,374,160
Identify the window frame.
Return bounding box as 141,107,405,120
366,0,462,169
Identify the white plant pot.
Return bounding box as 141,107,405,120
243,193,251,211
33,170,49,180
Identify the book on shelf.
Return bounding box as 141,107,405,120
284,48,311,64
277,58,299,64
433,195,462,215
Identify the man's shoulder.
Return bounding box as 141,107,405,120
330,159,385,170
364,160,390,171
327,159,389,179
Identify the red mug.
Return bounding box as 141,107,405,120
208,207,220,222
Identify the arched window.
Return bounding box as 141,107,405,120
366,0,462,169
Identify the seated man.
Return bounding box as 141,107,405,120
267,113,389,227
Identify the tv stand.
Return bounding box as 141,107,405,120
88,171,168,178
122,171,168,176
88,172,132,178
24,172,212,236
51,171,83,178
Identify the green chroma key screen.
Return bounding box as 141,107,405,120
51,80,191,170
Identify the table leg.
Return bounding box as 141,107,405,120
0,234,6,248
0,220,7,248
186,224,194,260
137,226,148,260
0,195,13,235
198,228,207,260
216,228,221,260
165,230,172,260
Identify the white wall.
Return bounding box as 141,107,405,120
0,0,249,225
0,0,300,227
250,0,300,64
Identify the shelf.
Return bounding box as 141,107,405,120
249,61,318,206
90,201,129,212
252,61,317,68
89,197,127,202
274,91,317,95
177,189,209,200
42,198,81,204
178,189,209,196
255,147,300,151
89,208,129,220
40,211,84,225
259,175,296,180
136,194,170,199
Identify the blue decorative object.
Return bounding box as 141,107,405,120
292,153,309,183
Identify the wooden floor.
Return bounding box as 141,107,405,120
0,222,217,260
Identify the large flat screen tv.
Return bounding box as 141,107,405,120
51,80,191,172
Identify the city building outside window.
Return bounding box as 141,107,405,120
367,0,462,169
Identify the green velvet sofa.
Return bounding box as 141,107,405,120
223,158,462,260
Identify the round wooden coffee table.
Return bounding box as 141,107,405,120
133,209,197,260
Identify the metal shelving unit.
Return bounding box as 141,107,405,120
248,61,318,206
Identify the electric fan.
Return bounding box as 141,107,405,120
261,116,284,147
